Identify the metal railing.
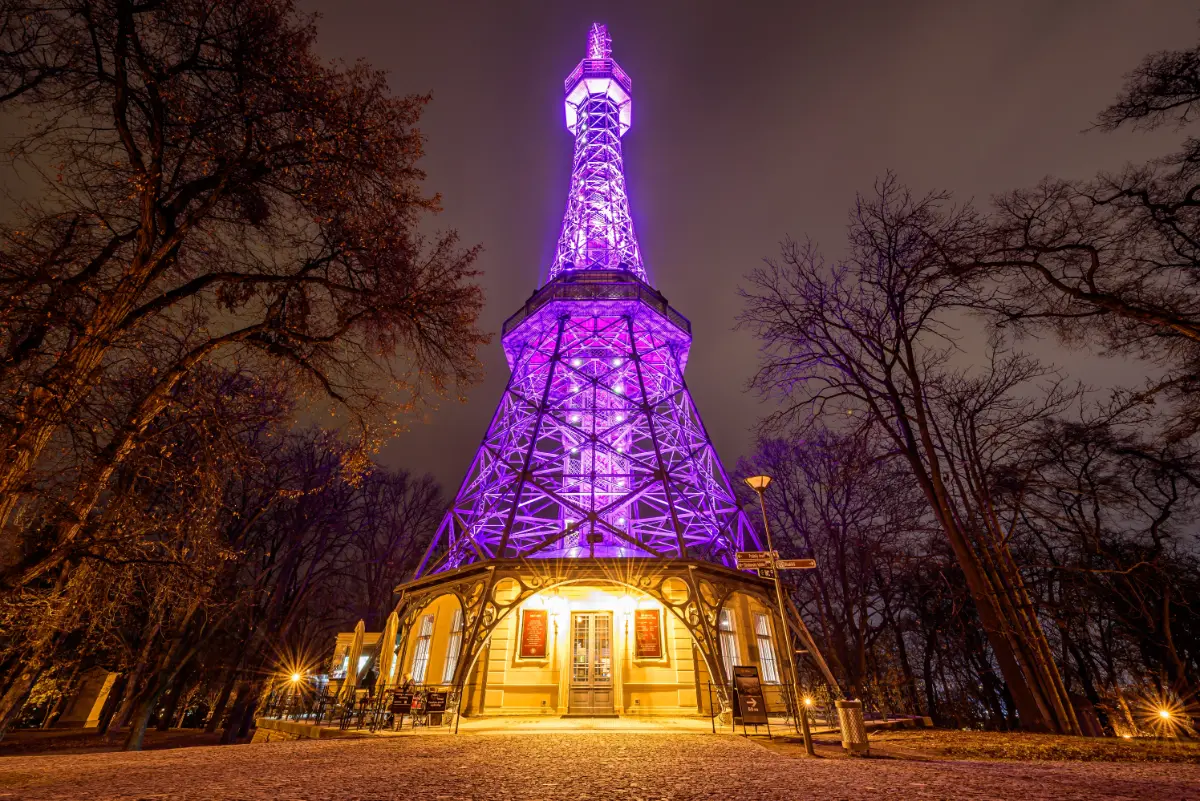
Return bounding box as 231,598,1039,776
259,683,462,733
502,272,690,338
564,59,632,93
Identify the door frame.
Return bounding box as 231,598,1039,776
566,609,616,715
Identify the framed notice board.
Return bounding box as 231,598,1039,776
519,608,549,659
634,608,663,659
733,665,769,725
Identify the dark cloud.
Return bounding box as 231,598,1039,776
300,0,1197,489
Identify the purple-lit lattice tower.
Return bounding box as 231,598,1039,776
416,24,760,577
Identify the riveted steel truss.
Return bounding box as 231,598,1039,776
417,280,761,576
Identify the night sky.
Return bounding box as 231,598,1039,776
301,0,1197,492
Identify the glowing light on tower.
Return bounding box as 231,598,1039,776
416,23,759,576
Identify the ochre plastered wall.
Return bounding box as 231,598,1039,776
358,582,791,718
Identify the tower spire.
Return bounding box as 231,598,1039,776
550,23,645,283
586,22,611,59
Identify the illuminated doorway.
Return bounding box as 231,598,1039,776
568,611,614,715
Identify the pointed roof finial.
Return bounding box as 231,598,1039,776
587,22,612,59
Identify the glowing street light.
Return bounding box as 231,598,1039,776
745,474,812,756
290,672,302,684
1159,708,1172,720
744,475,771,492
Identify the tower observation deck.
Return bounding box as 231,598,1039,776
416,24,760,577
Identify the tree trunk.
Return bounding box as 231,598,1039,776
122,689,159,752
122,649,194,750
922,481,1065,731
922,631,939,721
156,683,181,732
96,674,127,735
172,685,193,729
234,690,259,740
205,663,240,733
122,605,202,751
110,619,164,732
0,657,47,735
155,658,196,733
220,683,254,745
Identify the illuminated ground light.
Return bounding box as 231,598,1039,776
1137,691,1195,738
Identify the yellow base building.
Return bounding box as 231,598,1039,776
334,559,805,721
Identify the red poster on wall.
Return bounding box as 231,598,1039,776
519,609,548,658
634,608,662,659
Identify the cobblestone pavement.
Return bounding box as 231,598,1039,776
1,732,1197,800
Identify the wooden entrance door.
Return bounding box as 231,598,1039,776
568,611,614,714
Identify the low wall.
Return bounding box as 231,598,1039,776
252,717,363,743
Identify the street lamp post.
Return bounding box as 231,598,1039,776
745,475,814,756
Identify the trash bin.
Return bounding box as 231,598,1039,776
835,699,870,755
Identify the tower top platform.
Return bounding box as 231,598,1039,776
563,23,633,135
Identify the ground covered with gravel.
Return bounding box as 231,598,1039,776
1,732,1198,800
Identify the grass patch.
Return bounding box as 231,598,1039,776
867,729,1200,763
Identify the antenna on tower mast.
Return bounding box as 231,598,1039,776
587,22,612,59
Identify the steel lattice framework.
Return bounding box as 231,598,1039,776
416,25,759,578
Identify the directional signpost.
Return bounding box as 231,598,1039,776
743,474,820,755
776,558,817,571
736,552,816,572
735,550,777,569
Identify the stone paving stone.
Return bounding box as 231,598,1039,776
0,732,1197,800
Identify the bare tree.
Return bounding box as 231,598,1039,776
739,428,924,703
0,364,280,734
0,0,487,590
960,24,1200,435
739,176,1081,733
1017,417,1200,696
346,470,442,631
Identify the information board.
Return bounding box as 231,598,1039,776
732,665,769,725
425,691,448,713
390,691,414,715
519,608,549,658
634,608,662,659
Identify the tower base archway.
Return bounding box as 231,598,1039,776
382,558,803,721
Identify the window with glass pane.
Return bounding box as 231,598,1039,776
754,613,781,684
718,608,738,681
441,609,464,684
410,614,435,683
